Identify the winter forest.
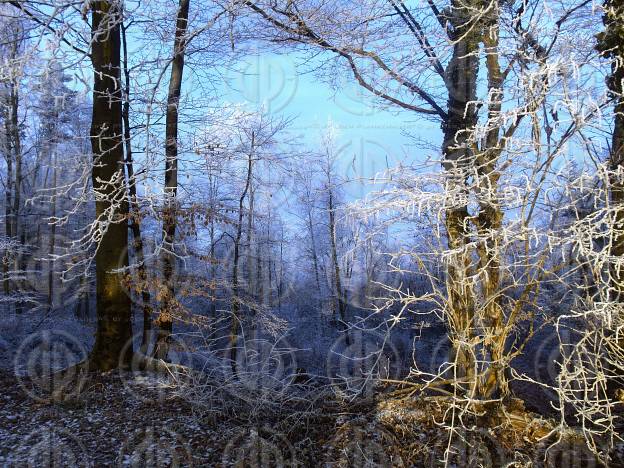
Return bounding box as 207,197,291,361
0,0,623,466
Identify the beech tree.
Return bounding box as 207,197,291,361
88,1,133,370
238,0,580,400
153,0,191,360
2,0,622,464
550,0,624,458
598,0,624,302
120,14,153,354
318,132,349,330
0,10,25,310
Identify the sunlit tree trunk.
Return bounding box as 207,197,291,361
476,2,507,399
442,0,482,393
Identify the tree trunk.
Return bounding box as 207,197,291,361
48,153,57,310
477,3,507,399
2,125,12,298
88,1,133,371
209,215,217,317
121,21,153,355
256,232,263,305
230,142,254,369
153,0,190,360
610,91,624,286
598,0,624,397
1,33,22,305
599,0,624,298
307,204,322,305
328,187,347,332
75,272,88,319
2,85,14,300
441,0,482,393
9,81,22,314
246,183,255,300
277,225,284,313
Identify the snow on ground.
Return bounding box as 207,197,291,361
1,309,621,466
0,365,619,467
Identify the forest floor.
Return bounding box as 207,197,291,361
0,367,619,467
0,311,621,466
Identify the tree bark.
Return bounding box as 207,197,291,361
441,0,482,393
88,0,133,371
303,184,323,308
2,116,12,298
328,186,348,332
48,153,57,310
230,140,254,369
209,213,217,317
2,25,22,304
154,0,191,360
10,80,22,314
598,0,624,298
598,0,624,397
121,21,153,355
2,85,14,299
476,2,507,399
246,183,255,300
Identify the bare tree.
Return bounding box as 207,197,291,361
88,1,133,370
599,0,624,304
120,16,153,354
153,0,191,360
0,12,25,309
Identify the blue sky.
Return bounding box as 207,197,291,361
217,52,442,195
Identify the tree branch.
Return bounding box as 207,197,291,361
6,1,89,57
